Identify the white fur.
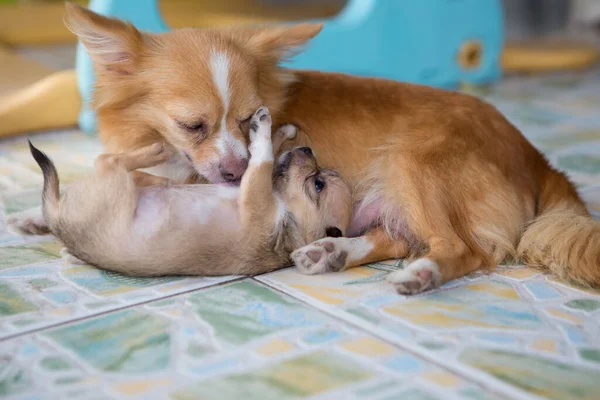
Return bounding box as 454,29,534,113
249,134,273,164
344,236,375,263
386,258,442,295
210,51,247,158
140,152,195,183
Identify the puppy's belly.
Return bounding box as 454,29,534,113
133,185,240,238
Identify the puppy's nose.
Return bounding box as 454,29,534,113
219,157,248,181
298,147,313,156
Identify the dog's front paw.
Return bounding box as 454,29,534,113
291,239,348,275
386,258,442,295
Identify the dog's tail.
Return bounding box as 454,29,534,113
518,166,600,287
28,141,60,227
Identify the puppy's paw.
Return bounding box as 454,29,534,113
249,106,272,143
249,106,273,161
275,124,297,142
386,258,442,295
59,248,87,265
141,142,172,164
292,239,348,275
7,207,50,236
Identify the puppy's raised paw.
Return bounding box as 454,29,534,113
249,106,273,161
249,106,272,141
292,239,347,275
386,258,442,295
139,142,172,165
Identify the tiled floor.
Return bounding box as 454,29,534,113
1,70,600,400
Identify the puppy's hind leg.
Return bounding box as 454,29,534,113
7,206,50,235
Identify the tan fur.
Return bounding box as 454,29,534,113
16,4,597,289
30,111,352,277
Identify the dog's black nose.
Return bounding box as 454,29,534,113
298,147,313,156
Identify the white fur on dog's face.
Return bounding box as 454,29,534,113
64,4,322,184
144,44,263,185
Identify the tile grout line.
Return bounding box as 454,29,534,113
250,276,537,400
0,276,247,342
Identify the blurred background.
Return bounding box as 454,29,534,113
1,0,600,137
1,0,600,68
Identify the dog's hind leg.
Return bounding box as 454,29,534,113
386,233,486,295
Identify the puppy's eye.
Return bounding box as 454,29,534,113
314,177,325,193
177,120,205,132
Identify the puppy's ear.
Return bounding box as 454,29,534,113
64,2,145,75
244,23,323,60
325,227,343,238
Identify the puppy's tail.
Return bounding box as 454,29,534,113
518,167,600,287
28,141,60,227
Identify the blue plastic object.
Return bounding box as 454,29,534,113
75,0,168,133
284,0,503,88
75,0,503,133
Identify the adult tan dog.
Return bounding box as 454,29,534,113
11,3,600,294
28,107,352,276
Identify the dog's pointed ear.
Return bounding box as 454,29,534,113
245,23,323,60
64,2,145,75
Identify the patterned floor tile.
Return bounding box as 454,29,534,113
0,236,237,339
256,268,600,400
0,280,502,400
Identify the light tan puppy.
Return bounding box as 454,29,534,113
29,107,352,276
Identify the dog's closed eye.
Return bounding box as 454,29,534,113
326,227,343,238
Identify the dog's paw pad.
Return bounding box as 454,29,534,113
291,240,347,275
386,258,442,295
